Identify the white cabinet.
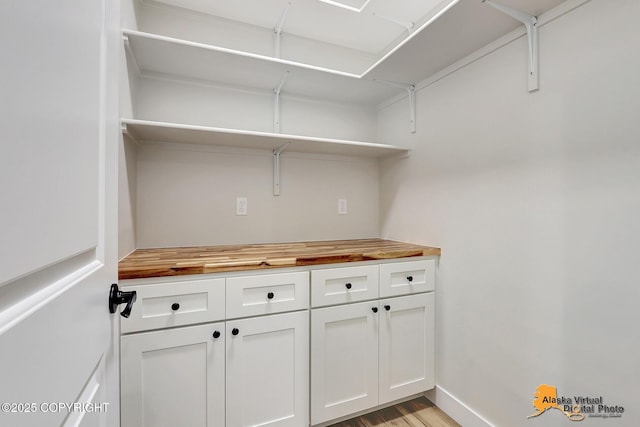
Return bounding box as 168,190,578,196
119,257,436,427
120,322,225,427
226,311,309,427
120,271,310,427
310,265,435,425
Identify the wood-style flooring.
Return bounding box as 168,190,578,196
328,397,461,427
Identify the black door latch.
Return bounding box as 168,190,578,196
109,283,137,318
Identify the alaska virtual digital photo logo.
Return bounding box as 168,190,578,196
527,384,624,421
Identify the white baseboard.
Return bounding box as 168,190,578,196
425,386,495,427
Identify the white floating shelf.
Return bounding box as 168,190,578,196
122,119,409,158
123,30,401,106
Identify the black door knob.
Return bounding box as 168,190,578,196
212,330,221,339
371,307,378,313
232,328,239,336
345,283,352,290
171,303,180,311
407,276,414,282
267,292,274,300
384,305,391,311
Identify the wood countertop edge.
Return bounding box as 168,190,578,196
118,239,441,280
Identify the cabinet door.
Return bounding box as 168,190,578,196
226,311,309,427
120,322,225,427
378,293,435,404
311,302,379,425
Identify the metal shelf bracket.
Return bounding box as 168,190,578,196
273,71,290,133
374,79,416,133
482,0,539,91
372,12,415,34
274,2,292,59
273,142,290,196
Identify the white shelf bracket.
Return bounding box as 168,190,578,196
273,71,290,133
273,142,290,196
374,79,416,133
372,12,415,34
274,2,292,59
482,0,539,91
122,34,130,47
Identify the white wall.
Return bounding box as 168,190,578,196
379,0,640,426
118,0,382,254
135,142,379,247
134,76,378,142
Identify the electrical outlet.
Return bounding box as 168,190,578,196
338,198,348,215
236,197,248,216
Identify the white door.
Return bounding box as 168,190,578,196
0,0,120,426
310,301,379,425
378,293,435,404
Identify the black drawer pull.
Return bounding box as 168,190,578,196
212,330,221,339
384,305,391,311
171,303,180,311
371,307,378,313
407,275,414,282
232,328,239,336
345,283,352,290
267,292,274,300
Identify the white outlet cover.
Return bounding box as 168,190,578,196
236,197,248,216
338,198,348,215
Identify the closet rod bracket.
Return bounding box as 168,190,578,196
374,79,416,133
273,142,290,196
482,0,539,91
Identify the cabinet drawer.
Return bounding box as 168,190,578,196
226,271,309,319
121,278,225,333
379,259,435,297
311,265,378,307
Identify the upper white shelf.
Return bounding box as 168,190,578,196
123,30,401,106
122,119,409,158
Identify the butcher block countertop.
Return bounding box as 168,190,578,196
118,239,441,280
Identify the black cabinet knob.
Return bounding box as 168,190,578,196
232,328,239,336
212,330,221,339
371,307,378,313
267,292,274,300
345,283,352,290
171,303,180,311
384,305,391,311
407,276,414,282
